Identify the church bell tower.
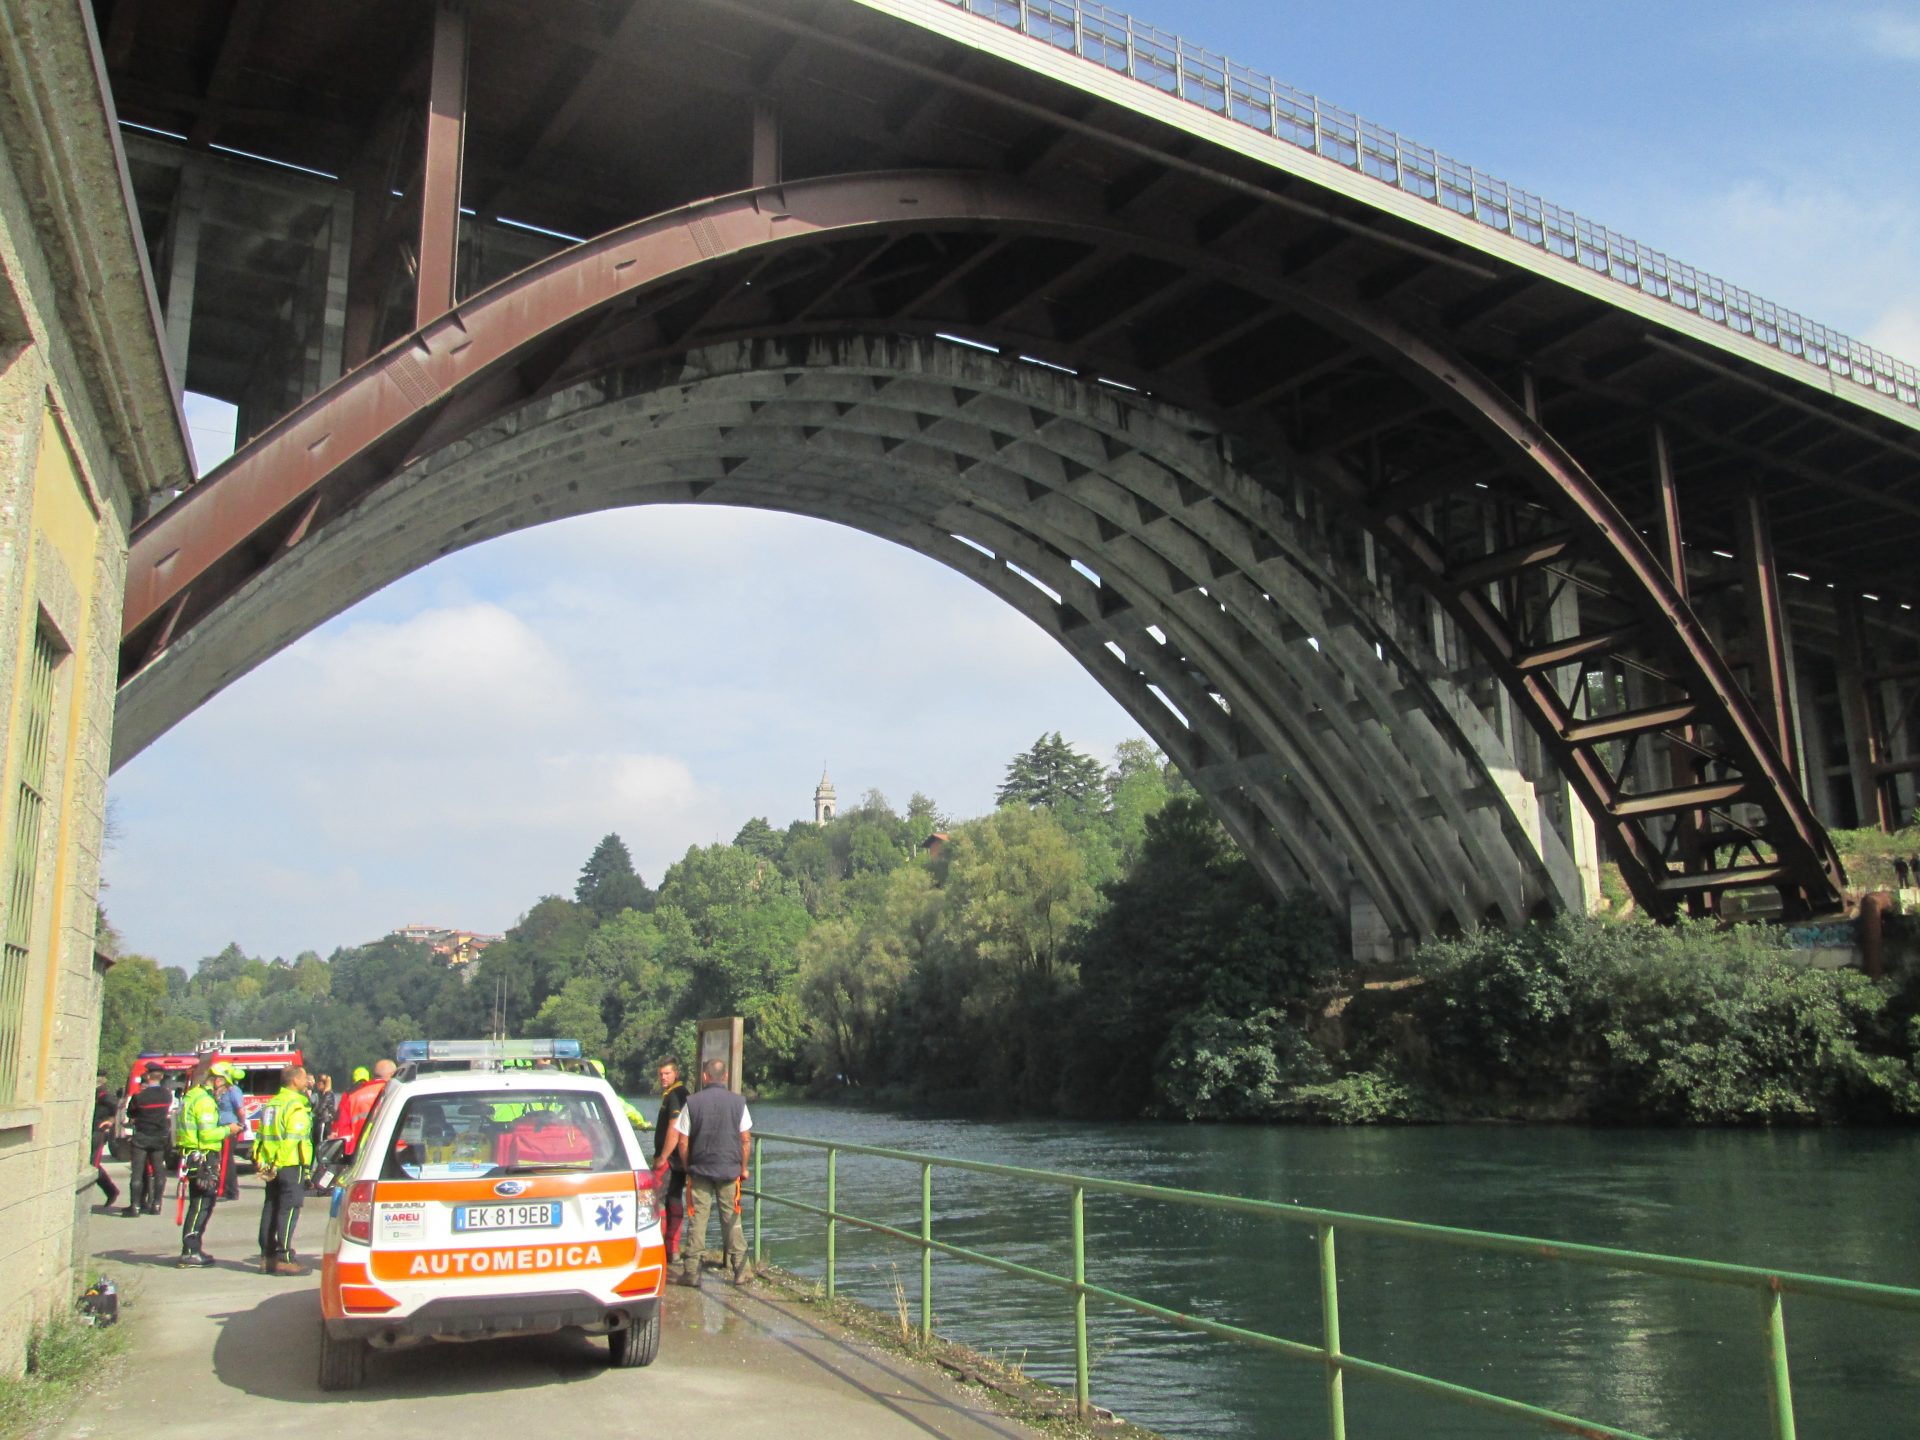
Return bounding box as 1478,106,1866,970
813,767,837,825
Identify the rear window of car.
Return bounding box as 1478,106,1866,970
379,1090,628,1180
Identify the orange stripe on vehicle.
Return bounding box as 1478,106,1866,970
370,1237,638,1282
373,1173,634,1203
320,1255,341,1320
614,1263,662,1297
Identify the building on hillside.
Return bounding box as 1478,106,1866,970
814,767,836,825
0,0,193,1376
392,924,501,966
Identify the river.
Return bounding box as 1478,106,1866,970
736,1104,1920,1440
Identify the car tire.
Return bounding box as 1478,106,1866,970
607,1308,659,1369
318,1328,368,1391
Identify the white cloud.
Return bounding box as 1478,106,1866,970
1616,175,1920,368
1857,10,1920,60
106,508,1138,965
1864,305,1920,369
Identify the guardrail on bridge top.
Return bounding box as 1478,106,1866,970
937,0,1919,419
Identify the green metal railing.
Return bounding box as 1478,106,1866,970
747,1129,1920,1440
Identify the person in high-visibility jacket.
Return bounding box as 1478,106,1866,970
585,1059,651,1133
255,1064,314,1275
174,1059,237,1267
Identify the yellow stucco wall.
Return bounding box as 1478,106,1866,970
14,408,99,1105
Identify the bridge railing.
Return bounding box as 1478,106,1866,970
748,1127,1920,1440
936,0,1920,417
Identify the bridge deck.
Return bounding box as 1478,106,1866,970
64,1186,1039,1440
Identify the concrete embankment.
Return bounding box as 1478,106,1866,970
56,1180,1039,1440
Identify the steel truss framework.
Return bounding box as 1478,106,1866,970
117,171,1845,924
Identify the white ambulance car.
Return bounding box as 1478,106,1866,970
317,1040,665,1390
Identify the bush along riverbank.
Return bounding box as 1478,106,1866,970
1288,915,1920,1125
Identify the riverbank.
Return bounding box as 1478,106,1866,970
751,1264,1157,1440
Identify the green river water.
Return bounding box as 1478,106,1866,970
743,1104,1920,1440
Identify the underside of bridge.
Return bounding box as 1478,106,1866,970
95,0,1920,942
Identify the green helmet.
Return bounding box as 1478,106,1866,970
351,1065,371,1083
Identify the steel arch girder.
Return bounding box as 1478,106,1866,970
119,169,1841,920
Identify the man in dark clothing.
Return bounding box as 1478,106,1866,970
650,1058,690,1263
666,1057,752,1288
91,1073,121,1209
310,1074,337,1137
126,1065,175,1215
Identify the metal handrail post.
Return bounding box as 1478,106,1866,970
1318,1223,1346,1440
1072,1185,1090,1418
1762,1285,1797,1440
826,1147,838,1302
753,1134,762,1269
920,1161,934,1339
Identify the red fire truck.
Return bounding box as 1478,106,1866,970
113,1030,304,1164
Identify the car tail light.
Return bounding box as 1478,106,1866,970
635,1168,662,1226
344,1180,376,1244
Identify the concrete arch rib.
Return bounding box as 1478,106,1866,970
118,336,1576,945
118,167,1838,918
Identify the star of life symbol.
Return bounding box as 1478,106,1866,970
594,1199,625,1232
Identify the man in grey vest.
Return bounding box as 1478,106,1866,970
666,1057,752,1288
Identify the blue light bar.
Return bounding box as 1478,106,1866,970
395,1039,582,1062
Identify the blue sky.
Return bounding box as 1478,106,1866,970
108,1,1920,967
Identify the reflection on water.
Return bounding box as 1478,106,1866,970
749,1106,1920,1440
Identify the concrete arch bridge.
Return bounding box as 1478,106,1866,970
97,0,1920,951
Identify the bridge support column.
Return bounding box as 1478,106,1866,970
314,190,352,391
1836,592,1891,830
1650,421,1714,912
751,100,782,187
1736,490,1799,783
1544,580,1602,911
416,0,468,329
160,164,205,380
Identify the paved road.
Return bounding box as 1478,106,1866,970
62,1180,1039,1439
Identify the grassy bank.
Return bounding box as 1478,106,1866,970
0,1290,127,1440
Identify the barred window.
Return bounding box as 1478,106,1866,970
1,620,65,1108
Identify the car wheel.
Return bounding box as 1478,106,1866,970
607,1308,659,1369
318,1328,368,1391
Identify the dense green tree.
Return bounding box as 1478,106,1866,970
527,976,610,1054
940,806,1093,980
576,833,654,918
98,955,201,1079
905,792,948,837
1060,796,1340,1117
732,817,783,859
996,732,1106,811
